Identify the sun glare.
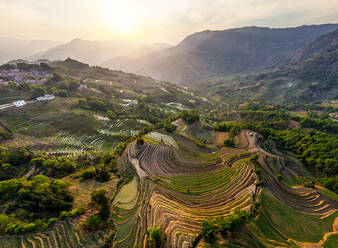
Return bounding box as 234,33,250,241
103,0,139,34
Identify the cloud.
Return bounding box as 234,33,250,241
0,0,337,43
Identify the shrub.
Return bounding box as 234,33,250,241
60,207,85,219
80,167,96,180
164,123,176,133
136,137,145,146
224,139,234,147
47,218,58,226
82,215,102,230
146,226,167,248
201,220,216,241
304,180,315,188
95,164,111,182
179,110,199,124
321,176,338,193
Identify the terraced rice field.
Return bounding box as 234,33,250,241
183,121,214,142
112,177,143,248
111,128,338,247
226,190,338,248
218,130,338,248
0,221,104,248
144,132,178,149
46,118,149,153
115,131,259,247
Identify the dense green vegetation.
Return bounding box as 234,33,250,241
146,226,167,248
198,201,261,243
0,144,120,236
82,189,111,231
253,191,337,243
271,129,338,192
0,146,32,180
0,175,72,234
215,103,338,193
179,110,200,124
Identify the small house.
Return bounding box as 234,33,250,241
36,94,55,101
13,100,26,107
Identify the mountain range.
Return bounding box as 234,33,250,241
190,27,338,104
28,39,171,65
0,37,60,64
108,24,338,84
0,23,337,87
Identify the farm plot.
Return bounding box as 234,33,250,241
144,131,178,149
69,177,118,209
136,137,222,177
249,145,338,216
165,102,190,113
0,221,104,248
117,127,338,247
226,190,338,248
46,118,149,153
183,121,214,142
143,159,257,247
113,178,138,207
124,131,259,247
113,177,143,248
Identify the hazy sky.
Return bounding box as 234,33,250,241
0,0,337,44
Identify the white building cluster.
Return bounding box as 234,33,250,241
36,94,55,101
13,100,27,107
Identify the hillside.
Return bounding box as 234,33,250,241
288,28,338,83
104,24,338,84
0,57,337,248
188,28,338,104
0,59,211,151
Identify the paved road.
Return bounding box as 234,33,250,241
0,100,37,111
0,103,14,110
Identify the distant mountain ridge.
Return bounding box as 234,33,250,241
190,28,338,104
288,28,338,84
1,24,337,87
104,24,338,84
28,39,171,66
0,37,60,64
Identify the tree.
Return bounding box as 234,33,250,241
180,110,200,124
136,137,145,146
164,123,176,133
82,215,102,231
29,157,44,168
107,110,117,119
224,139,234,147
0,163,18,180
90,189,110,219
147,226,166,248
201,220,215,241
91,189,108,208
95,164,110,182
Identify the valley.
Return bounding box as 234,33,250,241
0,21,337,248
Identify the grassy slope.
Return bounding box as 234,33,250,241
68,177,118,208
252,190,337,243
323,233,338,248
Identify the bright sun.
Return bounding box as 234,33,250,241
103,0,139,34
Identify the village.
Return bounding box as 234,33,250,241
0,67,53,85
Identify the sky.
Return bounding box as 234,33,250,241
0,0,337,45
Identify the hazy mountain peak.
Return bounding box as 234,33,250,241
69,38,84,43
